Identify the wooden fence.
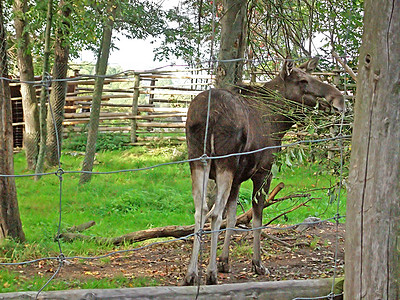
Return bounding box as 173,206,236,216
10,67,354,147
62,69,212,146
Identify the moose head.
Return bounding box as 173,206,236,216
277,58,345,112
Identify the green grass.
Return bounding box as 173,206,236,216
1,144,346,293
0,268,159,293
10,146,194,258
262,162,346,225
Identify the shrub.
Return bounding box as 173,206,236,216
63,131,131,152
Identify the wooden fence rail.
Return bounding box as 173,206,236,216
0,278,343,300
63,69,206,144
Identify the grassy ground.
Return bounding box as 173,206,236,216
0,144,346,293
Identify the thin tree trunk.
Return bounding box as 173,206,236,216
46,0,71,167
35,0,53,180
215,0,247,88
79,4,118,184
0,1,25,242
13,0,40,170
344,0,400,298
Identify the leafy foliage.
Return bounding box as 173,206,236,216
6,0,170,74
5,1,364,72
151,0,363,69
246,0,364,79
313,0,363,67
153,0,221,65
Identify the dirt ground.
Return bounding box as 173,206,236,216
8,221,344,288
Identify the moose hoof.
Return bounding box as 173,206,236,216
252,260,270,276
206,271,218,285
217,259,231,273
182,273,198,286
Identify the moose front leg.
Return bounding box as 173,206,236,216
206,169,234,285
183,163,210,286
251,174,271,276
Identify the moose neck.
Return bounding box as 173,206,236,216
259,77,298,142
263,76,284,93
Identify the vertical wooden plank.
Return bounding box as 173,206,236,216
344,0,400,299
130,74,140,143
148,78,156,105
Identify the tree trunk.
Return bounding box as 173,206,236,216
35,0,53,180
215,0,247,88
13,0,40,171
344,1,400,299
79,4,118,184
46,0,71,167
0,1,25,242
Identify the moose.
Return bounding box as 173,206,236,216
183,58,345,286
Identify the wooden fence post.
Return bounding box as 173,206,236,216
344,1,400,298
130,73,140,143
148,78,156,105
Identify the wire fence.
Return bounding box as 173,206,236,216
0,0,357,296
0,57,351,299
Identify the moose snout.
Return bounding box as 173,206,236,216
327,94,346,113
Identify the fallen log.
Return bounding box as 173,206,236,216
59,183,313,245
59,225,196,245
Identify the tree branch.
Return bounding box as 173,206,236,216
263,197,319,227
332,51,357,82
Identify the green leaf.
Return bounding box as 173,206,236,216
285,153,293,168
271,163,279,177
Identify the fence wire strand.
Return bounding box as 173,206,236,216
0,135,350,179
0,66,350,298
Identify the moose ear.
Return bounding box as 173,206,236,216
280,59,294,79
299,57,320,73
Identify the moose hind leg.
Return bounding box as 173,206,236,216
251,175,271,276
252,199,269,275
206,170,234,285
183,163,210,286
218,184,240,273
